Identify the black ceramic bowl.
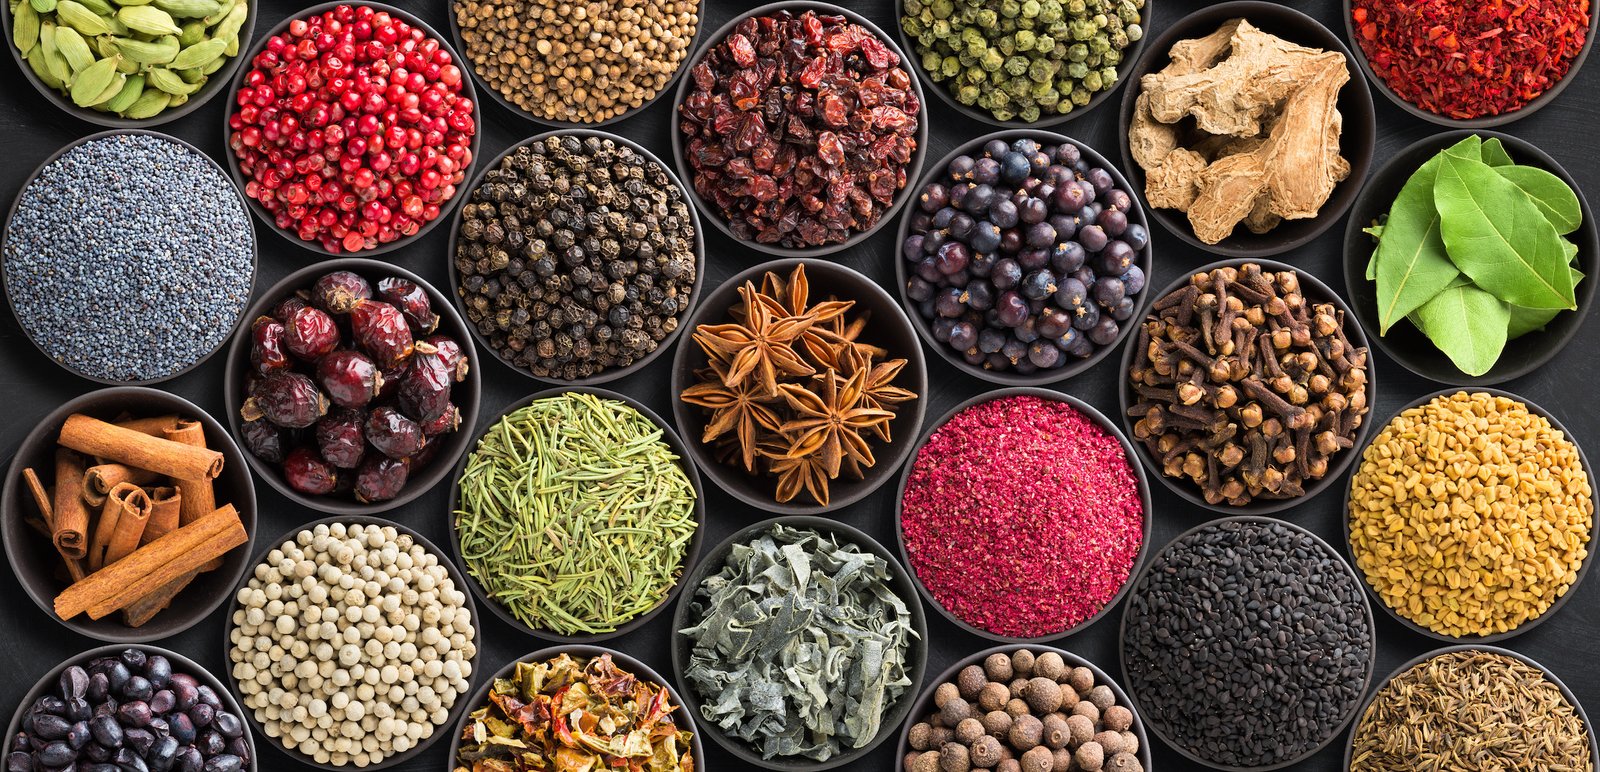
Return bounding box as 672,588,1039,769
1117,257,1379,516
444,0,704,128
446,386,705,644
221,258,482,515
1342,645,1600,770
1,129,258,387
4,644,258,771
446,645,707,769
221,515,479,771
445,128,706,386
669,258,929,514
0,387,259,643
896,644,1154,771
1116,1,1376,258
893,0,1151,128
894,128,1154,386
1,0,256,127
220,1,481,258
1342,0,1600,129
1341,387,1599,644
1119,515,1378,772
669,1,929,258
1341,131,1598,386
671,515,928,771
894,387,1152,644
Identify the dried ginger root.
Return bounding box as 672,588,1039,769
1188,153,1268,244
1143,20,1340,137
1145,149,1208,211
1258,56,1350,219
1158,18,1242,77
1129,92,1178,169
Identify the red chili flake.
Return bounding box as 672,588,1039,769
900,395,1144,639
1351,0,1591,120
678,10,920,249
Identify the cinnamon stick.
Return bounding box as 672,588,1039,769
83,464,161,507
59,414,223,481
115,415,180,436
86,523,244,620
88,483,150,571
55,504,241,620
50,450,90,560
25,469,85,582
122,569,200,627
142,487,181,544
162,420,217,526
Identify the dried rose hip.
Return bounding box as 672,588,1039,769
375,360,407,403
311,271,373,314
349,299,414,369
250,317,290,374
283,447,339,495
398,352,452,422
241,371,330,429
376,277,439,334
421,404,460,436
315,350,383,409
314,409,367,469
353,456,409,503
241,418,287,464
421,336,469,381
406,438,440,469
365,406,425,460
284,305,340,361
270,295,308,323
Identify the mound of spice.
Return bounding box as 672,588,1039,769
901,0,1145,122
454,134,698,381
1129,19,1351,244
454,392,697,636
901,395,1143,639
905,649,1145,772
453,0,699,124
227,3,476,253
5,648,251,772
453,652,694,772
228,521,476,767
1122,518,1374,769
19,411,248,629
1348,391,1594,638
1352,0,1591,121
681,263,917,506
1351,649,1594,772
678,9,921,249
240,269,469,504
1127,263,1370,506
680,524,916,762
4,133,253,382
902,137,1148,375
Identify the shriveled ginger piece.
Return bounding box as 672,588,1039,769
1157,18,1243,77
1144,20,1344,137
1145,148,1209,212
1188,153,1268,244
1258,56,1350,220
1129,91,1179,169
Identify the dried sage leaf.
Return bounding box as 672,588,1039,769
1414,283,1509,376
1434,146,1575,310
1493,164,1582,235
1372,153,1458,333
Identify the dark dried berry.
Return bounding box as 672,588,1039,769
314,350,383,409
376,277,439,334
269,295,308,323
422,336,469,381
364,406,425,460
348,300,414,368
397,353,452,422
310,270,372,314
241,371,329,429
282,447,338,495
314,410,367,469
374,361,406,403
421,404,460,436
283,305,340,360
353,456,409,503
249,316,290,374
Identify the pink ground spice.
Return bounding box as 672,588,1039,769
901,395,1144,638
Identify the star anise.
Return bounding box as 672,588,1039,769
692,282,815,397
760,264,862,370
777,368,894,479
836,346,916,442
764,448,833,506
679,358,782,473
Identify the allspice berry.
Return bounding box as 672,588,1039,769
1040,713,1070,750
979,682,1011,712
998,760,1022,772
1006,698,1031,718
910,722,934,751
1105,752,1144,772
958,665,989,699
913,751,942,772
1012,650,1037,677
942,698,975,727
956,718,986,745
1020,746,1054,772
984,653,1015,682
1094,730,1125,756
1023,677,1064,713
1009,714,1044,750
1065,714,1096,747
935,682,961,708
941,742,973,772
1033,651,1067,682
1087,686,1117,711
1075,741,1106,771
981,710,1013,737
1052,748,1074,772
1103,705,1133,732
1119,731,1140,756
1067,667,1096,694
1073,700,1101,723
971,735,1004,768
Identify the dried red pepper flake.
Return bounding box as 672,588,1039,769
678,9,921,250
1352,0,1591,120
900,395,1144,639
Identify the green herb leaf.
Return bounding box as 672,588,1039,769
1434,147,1576,310
1493,165,1583,235
1414,283,1511,376
1481,137,1514,167
1507,267,1584,339
1362,224,1383,281
1372,156,1459,334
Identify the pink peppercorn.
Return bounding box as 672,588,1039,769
901,395,1144,639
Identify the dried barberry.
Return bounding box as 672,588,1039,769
250,316,290,374
282,446,338,496
284,305,340,361
376,277,439,334
422,336,469,381
315,350,383,409
364,406,425,460
353,456,409,503
397,352,452,423
240,418,287,464
421,404,460,436
348,299,414,369
314,409,367,469
241,371,330,429
270,295,308,323
310,270,372,314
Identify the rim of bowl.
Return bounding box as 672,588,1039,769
1118,514,1378,772
444,645,708,769
1116,256,1380,515
220,257,483,515
891,0,1152,128
443,127,707,386
220,514,479,771
4,643,259,771
893,128,1155,386
895,643,1154,772
1,128,258,386
220,0,481,258
1115,0,1377,258
893,386,1153,645
443,0,706,129
668,0,930,258
0,386,259,643
1341,644,1600,771
445,385,706,644
667,257,930,515
1340,129,1599,386
1341,0,1600,129
669,514,930,771
1340,386,1600,644
1,0,257,128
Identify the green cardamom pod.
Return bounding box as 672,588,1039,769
116,5,177,35
222,33,235,56
72,0,110,14
208,0,243,39
197,50,223,74
120,87,169,117
28,0,56,14
53,25,94,71
102,14,125,33
26,47,63,89
45,48,71,83
55,0,110,36
38,18,56,54
144,64,197,94
167,34,221,69
111,33,177,63
177,18,203,45
103,72,142,111
198,0,232,25
115,0,157,5
93,32,135,72
167,91,186,107
13,1,40,56
69,54,118,106
88,69,125,105
150,0,215,18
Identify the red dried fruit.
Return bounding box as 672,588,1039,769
375,361,407,403
283,446,339,496
241,371,330,429
284,305,340,361
240,418,286,464
310,270,373,314
270,295,308,323
405,438,440,469
315,349,383,409
397,352,452,423
250,316,290,374
364,406,426,460
375,277,439,334
421,335,469,381
314,409,367,469
354,455,409,503
421,403,460,436
348,300,414,369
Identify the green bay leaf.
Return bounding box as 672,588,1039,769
1373,155,1458,334
1493,164,1582,234
1507,267,1584,339
1435,147,1576,310
1481,137,1514,167
1414,283,1510,376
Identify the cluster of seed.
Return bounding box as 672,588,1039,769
3,134,253,381
1349,391,1594,638
228,522,475,767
